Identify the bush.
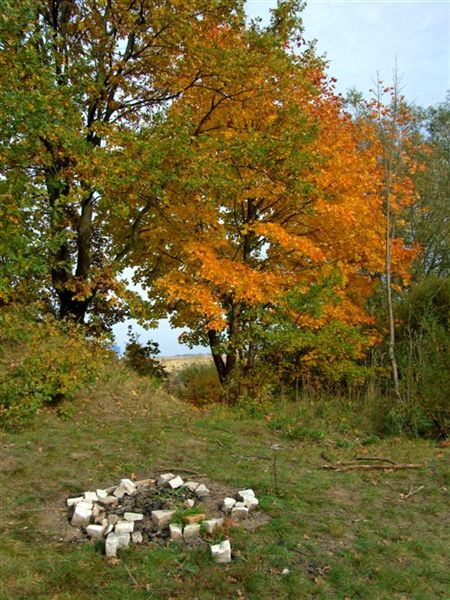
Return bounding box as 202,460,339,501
394,277,450,437
171,363,221,406
0,304,104,428
122,331,167,380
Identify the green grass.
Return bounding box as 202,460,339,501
1,369,449,599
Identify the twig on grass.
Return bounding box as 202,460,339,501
248,454,271,462
400,485,425,500
355,456,397,465
322,463,424,472
320,452,333,463
124,564,139,587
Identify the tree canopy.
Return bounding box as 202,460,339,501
1,0,442,400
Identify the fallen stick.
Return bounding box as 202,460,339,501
354,456,397,465
124,564,139,587
322,463,423,472
400,485,425,500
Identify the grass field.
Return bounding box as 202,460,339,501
1,366,449,599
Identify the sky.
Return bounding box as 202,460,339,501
113,0,449,356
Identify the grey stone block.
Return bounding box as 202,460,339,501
71,504,92,528
231,506,249,520
124,512,144,522
169,523,183,542
222,497,236,512
194,484,210,498
168,475,184,489
151,510,176,528
131,531,143,544
183,523,201,541
115,520,134,534
84,491,98,503
156,473,175,487
202,518,224,534
86,524,106,539
66,496,83,507
183,481,199,492
210,539,231,563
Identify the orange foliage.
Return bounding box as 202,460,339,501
141,39,415,339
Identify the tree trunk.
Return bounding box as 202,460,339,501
385,190,401,396
208,300,242,392
208,329,227,386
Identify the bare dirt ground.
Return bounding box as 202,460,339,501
158,354,213,374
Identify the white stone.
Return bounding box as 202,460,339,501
116,533,130,549
107,514,119,525
222,497,236,512
157,473,175,487
71,505,92,528
115,520,134,534
169,523,183,542
84,491,98,503
210,539,232,564
151,510,176,528
66,496,84,507
105,532,119,558
183,481,199,492
76,501,93,510
124,512,144,522
202,518,224,535
98,496,118,508
105,524,114,535
237,489,256,500
282,568,290,576
92,503,105,523
243,496,259,510
231,506,249,520
183,523,201,541
131,531,143,544
235,502,246,508
86,524,106,540
113,478,136,498
195,484,210,498
168,475,184,489
183,499,195,509
105,532,130,558
96,489,108,498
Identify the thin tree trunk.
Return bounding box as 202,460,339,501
385,184,400,396
376,72,401,398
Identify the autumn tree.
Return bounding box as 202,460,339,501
365,76,420,397
123,6,414,388
0,0,245,325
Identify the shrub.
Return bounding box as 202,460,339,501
122,331,167,380
394,277,450,437
0,304,105,428
171,363,221,406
